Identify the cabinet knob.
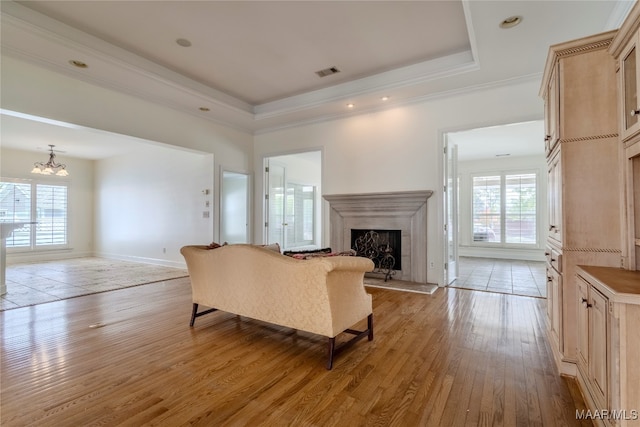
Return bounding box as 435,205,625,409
544,135,551,142
631,109,640,117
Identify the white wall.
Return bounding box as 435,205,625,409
94,144,214,267
254,78,544,285
1,147,94,263
457,154,548,261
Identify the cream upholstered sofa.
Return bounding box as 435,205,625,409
180,244,375,369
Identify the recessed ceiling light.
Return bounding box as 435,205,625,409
347,103,355,109
199,107,210,112
381,96,390,101
176,38,192,47
69,60,88,68
499,15,522,29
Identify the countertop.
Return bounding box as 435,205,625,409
577,265,640,304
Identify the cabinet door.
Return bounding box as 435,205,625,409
549,268,563,352
576,277,589,370
589,287,609,407
628,152,640,269
620,33,640,141
545,64,560,155
547,151,563,244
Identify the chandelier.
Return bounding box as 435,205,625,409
31,145,69,176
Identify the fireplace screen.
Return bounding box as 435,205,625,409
350,229,401,281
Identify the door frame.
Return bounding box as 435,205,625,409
439,117,545,286
260,148,324,247
443,136,459,285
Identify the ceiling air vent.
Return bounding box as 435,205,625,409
315,66,340,78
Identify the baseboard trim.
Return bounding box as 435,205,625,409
459,247,545,261
6,249,93,264
547,327,577,377
575,369,607,427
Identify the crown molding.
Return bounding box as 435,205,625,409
254,73,542,135
254,51,477,120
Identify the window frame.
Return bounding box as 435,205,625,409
1,177,71,252
470,169,539,248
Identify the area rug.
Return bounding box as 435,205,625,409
1,257,189,311
364,277,439,295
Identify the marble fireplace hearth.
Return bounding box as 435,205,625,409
323,191,433,283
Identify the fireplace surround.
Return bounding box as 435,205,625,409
323,191,433,283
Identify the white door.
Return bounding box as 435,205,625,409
220,170,250,244
444,138,459,284
265,160,287,247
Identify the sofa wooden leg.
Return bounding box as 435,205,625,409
190,303,198,327
189,303,218,327
326,314,374,369
327,337,336,370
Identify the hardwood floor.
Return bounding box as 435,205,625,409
1,278,590,426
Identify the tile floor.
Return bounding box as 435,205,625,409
448,256,547,298
1,257,188,311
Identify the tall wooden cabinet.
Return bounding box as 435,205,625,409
611,1,640,271
540,31,623,374
541,6,640,426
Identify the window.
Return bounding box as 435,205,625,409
0,179,69,249
472,172,537,246
505,173,536,244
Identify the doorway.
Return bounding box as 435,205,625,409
264,150,322,251
442,120,546,294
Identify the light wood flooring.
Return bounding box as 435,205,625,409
1,277,589,426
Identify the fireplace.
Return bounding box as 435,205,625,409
323,191,433,283
351,229,401,281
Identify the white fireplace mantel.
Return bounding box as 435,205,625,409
323,191,433,283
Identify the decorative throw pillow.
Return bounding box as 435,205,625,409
284,248,356,260
206,241,228,250
335,249,357,257
283,247,332,257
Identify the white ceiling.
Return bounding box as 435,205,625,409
0,0,633,160
448,120,544,161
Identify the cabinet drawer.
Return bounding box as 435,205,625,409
545,248,562,273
